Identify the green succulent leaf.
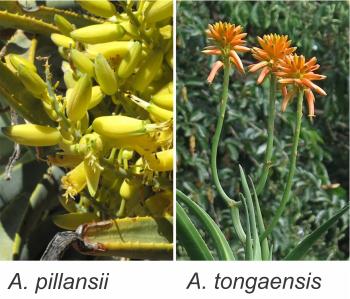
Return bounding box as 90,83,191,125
0,10,59,35
176,202,214,260
177,189,235,260
285,205,349,260
249,176,270,260
77,216,173,260
0,2,101,28
239,165,261,260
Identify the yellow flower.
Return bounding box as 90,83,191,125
275,54,326,117
249,34,296,84
61,161,87,199
202,22,249,83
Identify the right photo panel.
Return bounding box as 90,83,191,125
176,1,349,260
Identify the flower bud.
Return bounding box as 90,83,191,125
151,82,173,110
86,41,133,59
92,115,148,138
94,53,118,95
145,149,173,172
8,54,36,72
120,21,138,38
17,64,47,99
79,132,104,156
70,49,94,77
70,23,125,44
133,50,163,92
64,70,78,89
119,179,141,200
80,112,90,133
84,159,101,197
145,0,172,24
51,33,75,48
117,41,142,79
66,73,92,121
77,0,116,18
128,94,172,122
54,14,74,35
2,124,61,146
88,85,105,109
159,25,172,40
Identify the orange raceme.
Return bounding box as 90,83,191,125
276,54,327,118
202,22,249,83
249,34,296,84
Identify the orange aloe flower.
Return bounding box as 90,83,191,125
202,22,249,83
275,54,326,118
249,34,296,84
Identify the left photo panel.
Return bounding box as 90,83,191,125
0,0,173,260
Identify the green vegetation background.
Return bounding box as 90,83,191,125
176,0,349,260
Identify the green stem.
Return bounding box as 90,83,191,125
44,65,71,131
210,57,245,244
256,74,277,195
260,89,304,242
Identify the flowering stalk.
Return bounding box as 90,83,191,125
255,74,277,195
260,89,304,242
249,34,296,195
203,22,250,244
210,56,246,244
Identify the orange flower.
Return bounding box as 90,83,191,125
249,34,296,84
202,22,249,83
276,54,326,117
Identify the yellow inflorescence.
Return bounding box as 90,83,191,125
2,0,174,224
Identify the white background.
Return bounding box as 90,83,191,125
0,261,349,299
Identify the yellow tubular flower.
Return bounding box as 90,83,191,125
2,124,61,146
249,34,296,84
275,54,326,118
61,161,87,199
202,21,249,82
77,0,116,18
66,73,92,121
8,54,36,72
145,149,173,172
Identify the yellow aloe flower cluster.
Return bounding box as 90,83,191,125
1,0,173,226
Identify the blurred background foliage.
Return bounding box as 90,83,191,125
176,0,349,260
